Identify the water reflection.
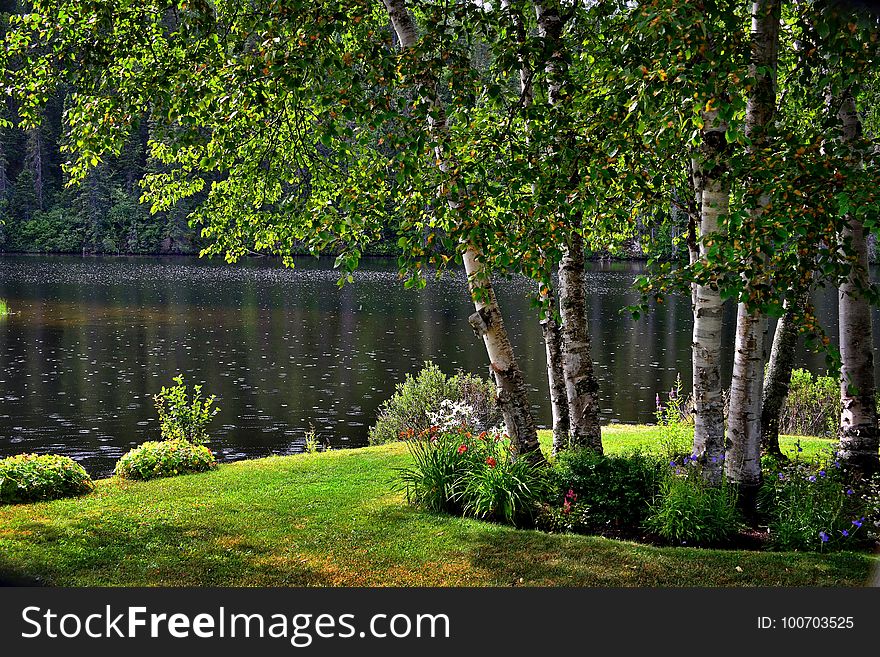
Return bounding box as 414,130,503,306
0,255,876,476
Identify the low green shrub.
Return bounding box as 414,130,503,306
0,453,94,504
154,375,219,445
539,448,662,533
645,457,741,545
396,428,547,526
759,447,878,551
778,369,839,437
369,362,501,445
114,439,217,480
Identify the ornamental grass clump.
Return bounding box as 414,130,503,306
645,454,741,546
0,453,94,504
396,427,547,526
114,439,217,481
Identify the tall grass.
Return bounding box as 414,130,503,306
0,299,9,318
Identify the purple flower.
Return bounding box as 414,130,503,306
819,470,826,477
670,460,677,467
853,519,863,529
808,475,817,482
841,529,849,537
819,531,829,543
846,488,854,496
778,473,786,481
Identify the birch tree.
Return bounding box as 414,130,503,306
725,0,782,502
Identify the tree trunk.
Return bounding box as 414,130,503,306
383,0,543,462
837,91,879,474
541,291,570,455
558,233,603,451
691,110,728,485
725,0,780,505
535,1,603,452
504,0,564,451
761,295,802,456
25,127,44,212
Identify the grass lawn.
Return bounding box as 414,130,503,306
0,426,875,587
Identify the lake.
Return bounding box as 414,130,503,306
1,254,876,476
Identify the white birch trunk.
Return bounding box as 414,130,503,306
383,0,543,461
558,234,603,451
725,0,780,500
837,90,879,473
692,162,726,484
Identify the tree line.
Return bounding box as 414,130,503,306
2,0,880,515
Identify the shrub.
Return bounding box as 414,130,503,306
114,439,217,480
0,453,94,504
154,375,219,445
539,448,662,533
645,458,741,545
778,369,839,437
396,428,547,526
759,447,878,551
369,362,501,445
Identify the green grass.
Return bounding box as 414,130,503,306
0,426,873,587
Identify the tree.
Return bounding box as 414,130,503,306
725,0,782,505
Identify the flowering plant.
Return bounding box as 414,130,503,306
396,427,547,526
759,446,877,551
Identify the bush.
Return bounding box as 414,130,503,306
114,439,217,480
0,453,94,504
759,448,878,551
645,458,741,545
154,375,219,445
778,369,839,437
369,362,501,445
396,428,547,526
539,448,662,533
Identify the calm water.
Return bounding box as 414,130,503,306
1,255,877,476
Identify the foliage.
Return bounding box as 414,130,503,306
538,448,663,535
114,439,217,481
0,453,93,504
369,362,500,445
646,457,741,546
779,369,840,438
396,427,547,526
759,446,879,551
303,425,322,454
654,373,693,460
153,375,219,445
0,298,8,318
